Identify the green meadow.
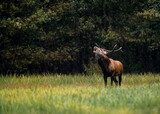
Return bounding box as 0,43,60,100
0,74,160,114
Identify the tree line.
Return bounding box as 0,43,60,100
0,0,160,74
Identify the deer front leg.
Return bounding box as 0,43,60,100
111,77,114,86
111,72,115,86
103,75,107,87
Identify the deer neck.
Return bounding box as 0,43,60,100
98,54,110,64
98,54,111,73
102,55,111,64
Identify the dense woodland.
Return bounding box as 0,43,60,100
0,0,160,74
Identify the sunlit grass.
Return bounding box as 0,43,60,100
0,73,160,114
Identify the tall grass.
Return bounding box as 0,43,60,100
0,73,159,87
0,74,160,114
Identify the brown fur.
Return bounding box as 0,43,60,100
98,54,123,87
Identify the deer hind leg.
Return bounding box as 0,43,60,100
118,73,122,86
114,78,118,86
111,77,118,86
111,76,118,86
103,75,108,87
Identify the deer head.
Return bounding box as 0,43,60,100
93,44,122,59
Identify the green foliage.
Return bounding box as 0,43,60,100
84,62,102,75
0,0,159,74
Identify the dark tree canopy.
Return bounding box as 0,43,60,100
0,0,160,74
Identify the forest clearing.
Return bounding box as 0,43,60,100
0,0,160,114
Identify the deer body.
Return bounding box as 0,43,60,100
93,45,123,87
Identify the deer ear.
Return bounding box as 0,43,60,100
102,49,110,54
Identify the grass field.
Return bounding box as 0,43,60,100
0,73,160,114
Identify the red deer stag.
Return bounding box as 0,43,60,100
93,44,123,87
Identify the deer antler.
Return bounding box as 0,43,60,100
107,44,123,53
111,44,118,52
112,47,123,52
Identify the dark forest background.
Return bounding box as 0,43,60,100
0,0,160,74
